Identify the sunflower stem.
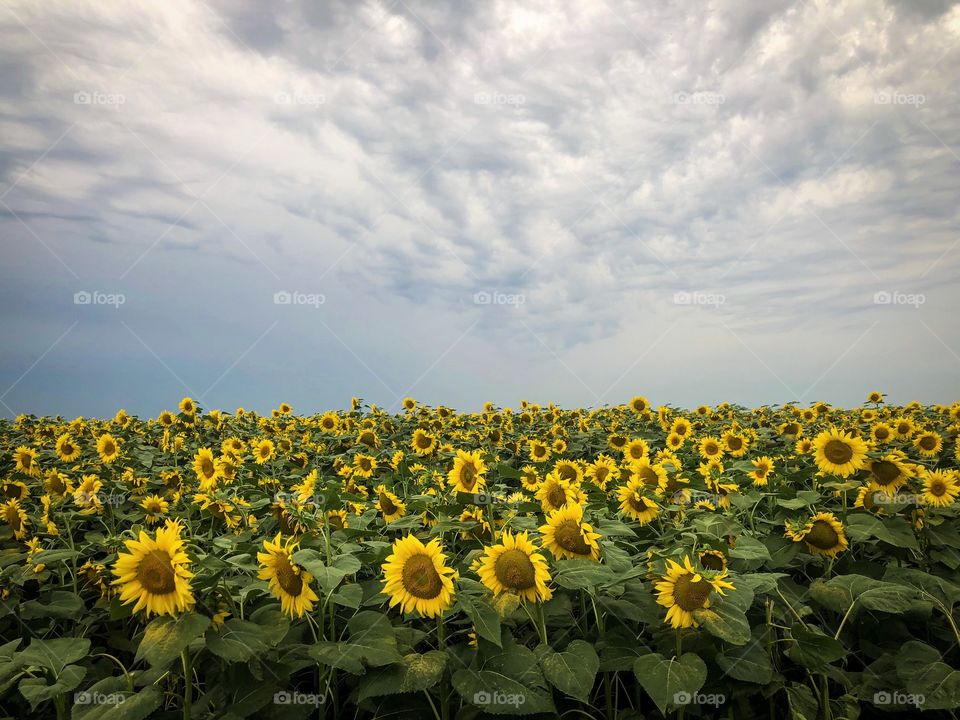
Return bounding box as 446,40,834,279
181,648,192,720
437,615,449,720
676,633,684,719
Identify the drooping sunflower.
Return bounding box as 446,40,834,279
914,431,943,459
376,484,407,522
785,512,849,557
448,450,487,494
13,446,39,476
813,428,868,477
539,503,602,561
141,494,170,525
55,433,81,462
616,479,660,525
476,530,553,604
921,470,959,508
382,535,457,618
257,533,319,618
411,429,437,456
536,472,585,513
2,499,29,539
654,556,735,629
459,507,492,541
698,549,728,572
749,456,774,487
112,521,195,617
864,454,913,493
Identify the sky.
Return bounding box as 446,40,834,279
1,0,959,418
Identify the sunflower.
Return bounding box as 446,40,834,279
607,434,628,452
813,428,868,477
2,499,29,539
459,507,492,541
141,494,169,525
448,450,487,494
914,431,943,459
476,530,552,604
402,397,418,411
627,458,668,491
539,503,601,561
257,533,319,618
252,438,275,464
93,433,118,464
697,436,724,460
192,448,221,489
654,556,735,629
356,429,380,448
749,456,774,486
893,417,915,439
55,433,81,462
699,550,727,572
113,521,194,616
623,439,650,462
666,432,685,450
722,431,749,457
318,412,340,433
179,396,197,416
870,422,894,444
616,479,660,524
13,446,39,476
864,454,913,493
867,391,885,403
629,395,650,414
352,454,378,479
795,438,814,455
158,410,175,427
382,535,457,618
327,509,349,530
2,480,28,501
528,440,551,463
585,456,619,490
73,474,103,514
785,512,849,557
376,485,406,522
536,472,585,513
411,429,437,456
670,418,692,437
553,459,584,485
520,466,541,491
921,470,959,508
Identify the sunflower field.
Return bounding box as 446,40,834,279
1,395,960,719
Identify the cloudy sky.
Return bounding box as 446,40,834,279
1,0,959,418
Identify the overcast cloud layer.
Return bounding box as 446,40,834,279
1,0,959,417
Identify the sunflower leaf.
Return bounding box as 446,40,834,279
632,652,707,715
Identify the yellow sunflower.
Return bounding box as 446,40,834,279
318,412,340,433
55,433,81,462
2,499,29,539
448,450,487,494
749,456,774,486
252,438,276,464
623,438,650,462
112,521,195,617
352,453,378,479
382,535,457,618
785,512,848,557
520,466,541,491
698,436,724,460
654,556,735,629
411,429,437,456
528,440,551,463
698,550,727,572
536,472,585,513
585,456,619,490
914,431,943,459
141,494,169,525
179,396,197,416
327,509,349,530
376,484,407,522
813,428,868,477
616,479,660,524
870,422,894,444
864,454,913,493
257,533,319,618
627,458,668,492
13,446,39,476
192,448,221,489
539,503,601,561
628,395,650,414
476,530,553,604
921,470,959,508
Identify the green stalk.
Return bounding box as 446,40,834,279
437,616,449,720
181,649,192,720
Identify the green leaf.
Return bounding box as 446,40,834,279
538,640,599,702
633,652,707,715
693,598,752,645
786,627,846,668
291,549,347,593
716,641,773,684
135,613,211,668
20,638,90,676
331,583,363,609
452,669,556,715
895,640,960,710
357,651,447,700
845,514,919,551
596,632,647,672
458,593,502,648
20,591,84,619
729,536,771,561
786,683,819,720
808,574,916,614
205,619,271,663
72,676,163,720
19,665,86,710
552,559,615,590
322,611,403,671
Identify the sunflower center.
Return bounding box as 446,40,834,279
416,435,431,449
546,484,567,508
200,457,215,478
49,475,67,494
62,442,74,455
553,520,591,555
379,492,397,515
595,467,609,483
638,467,659,487
459,464,477,490
401,554,443,599
875,427,890,440
700,553,725,571
823,439,853,465
146,500,162,513
704,442,719,455
137,550,177,594
919,435,937,451
274,555,304,596
805,520,840,550
728,437,743,450
673,574,713,611
558,465,578,482
103,441,116,455
629,447,644,459
871,461,901,486
930,479,947,497
897,423,910,434
628,495,650,512
494,549,537,590
784,423,800,435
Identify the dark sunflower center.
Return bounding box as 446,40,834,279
784,423,800,435
494,549,536,590
201,457,215,478
871,461,901,486
103,441,116,455
930,480,947,497
897,423,910,434
673,574,714,611
49,475,67,494
62,443,74,455
558,465,578,482
137,550,177,594
360,458,372,471
875,427,890,440
146,501,163,513
595,467,609,482
554,520,591,555
379,492,397,515
700,553,725,571
805,520,840,549
629,446,644,459
416,435,431,449
704,442,719,455
329,514,345,530
459,464,477,490
401,554,443,599
639,467,659,487
728,437,743,450
823,439,853,465
546,484,566,508
628,495,650,512
919,435,937,450
274,555,304,596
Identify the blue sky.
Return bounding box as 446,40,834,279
1,0,959,418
